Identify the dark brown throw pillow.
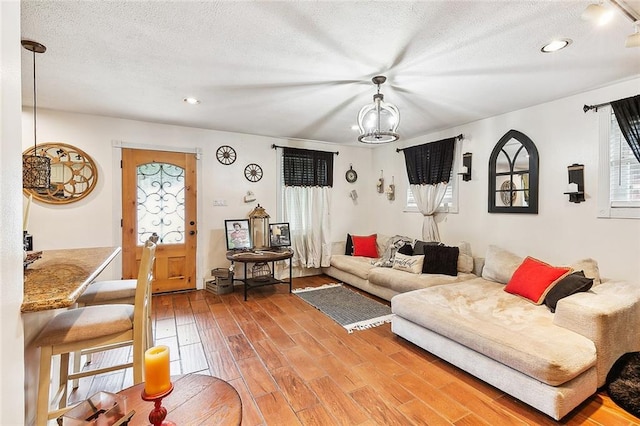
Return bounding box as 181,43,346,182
422,244,459,276
345,234,353,255
413,240,443,256
544,271,593,313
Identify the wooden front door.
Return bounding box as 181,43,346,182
122,148,197,293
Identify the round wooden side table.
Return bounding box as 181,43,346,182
226,248,294,300
117,373,242,425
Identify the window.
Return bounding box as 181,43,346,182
405,180,456,213
278,147,334,268
404,141,460,213
598,106,640,219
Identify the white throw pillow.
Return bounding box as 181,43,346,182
455,241,474,273
392,252,425,274
481,245,524,284
457,253,474,274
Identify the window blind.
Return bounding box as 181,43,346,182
610,111,640,207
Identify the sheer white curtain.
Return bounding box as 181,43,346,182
410,183,448,242
283,186,332,268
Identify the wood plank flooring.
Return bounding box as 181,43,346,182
68,275,640,425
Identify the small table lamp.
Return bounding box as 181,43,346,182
249,204,270,249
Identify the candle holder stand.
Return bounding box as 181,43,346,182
141,383,175,426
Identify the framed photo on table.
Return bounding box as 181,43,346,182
269,222,291,248
225,219,252,250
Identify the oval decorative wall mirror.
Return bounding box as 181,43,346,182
22,143,98,204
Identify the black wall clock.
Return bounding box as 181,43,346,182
244,163,263,182
345,164,358,183
216,145,237,165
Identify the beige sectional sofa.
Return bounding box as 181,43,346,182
321,234,478,301
323,236,640,420
392,246,640,420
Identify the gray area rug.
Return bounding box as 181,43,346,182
293,283,393,333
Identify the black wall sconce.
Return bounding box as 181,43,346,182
564,163,585,203
459,152,472,181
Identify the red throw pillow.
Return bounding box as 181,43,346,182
504,257,572,304
352,234,379,258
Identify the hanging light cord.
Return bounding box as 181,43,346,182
32,48,38,155
376,83,381,134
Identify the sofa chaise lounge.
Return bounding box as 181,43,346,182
323,236,640,420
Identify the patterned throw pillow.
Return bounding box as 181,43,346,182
373,235,413,267
392,253,425,274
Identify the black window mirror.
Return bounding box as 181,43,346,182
488,129,539,214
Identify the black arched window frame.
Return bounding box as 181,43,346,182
488,129,539,214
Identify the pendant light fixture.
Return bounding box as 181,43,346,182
22,39,51,190
357,76,400,144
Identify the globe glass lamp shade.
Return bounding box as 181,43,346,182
357,94,400,144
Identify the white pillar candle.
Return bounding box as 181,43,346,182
567,182,579,193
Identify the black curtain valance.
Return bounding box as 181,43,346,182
611,94,640,163
282,147,334,187
402,137,456,185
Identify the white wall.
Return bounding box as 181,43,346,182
1,1,26,424
371,77,640,282
22,109,375,282
23,78,640,284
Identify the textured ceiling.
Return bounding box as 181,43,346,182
20,1,640,146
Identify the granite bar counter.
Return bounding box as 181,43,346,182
21,246,122,313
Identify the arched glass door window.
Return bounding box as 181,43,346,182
488,129,539,214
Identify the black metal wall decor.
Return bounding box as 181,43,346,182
244,163,263,182
459,152,472,181
216,145,236,165
488,129,539,214
565,163,585,203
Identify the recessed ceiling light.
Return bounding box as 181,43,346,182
541,39,572,53
183,97,200,105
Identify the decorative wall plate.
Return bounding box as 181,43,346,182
500,180,517,206
345,165,358,183
216,145,236,165
244,163,263,182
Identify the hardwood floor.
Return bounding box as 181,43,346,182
68,275,640,425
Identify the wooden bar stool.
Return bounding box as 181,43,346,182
33,239,156,426
71,234,158,385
